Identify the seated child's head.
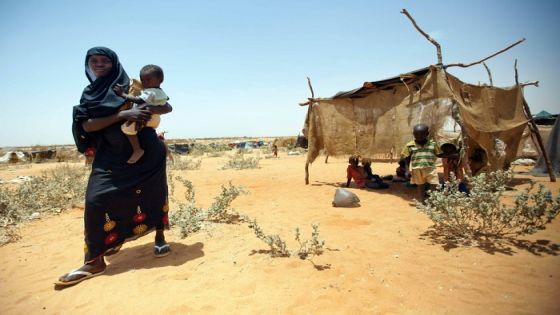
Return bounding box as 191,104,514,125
441,143,458,156
413,124,429,145
140,64,164,88
361,158,372,167
398,158,406,168
348,155,360,166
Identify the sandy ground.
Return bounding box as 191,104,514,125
0,153,559,315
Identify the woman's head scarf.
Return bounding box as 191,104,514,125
72,47,130,153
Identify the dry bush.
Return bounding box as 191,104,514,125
295,225,325,259
189,143,231,157
207,151,226,158
274,137,297,149
247,218,290,257
206,183,246,222
0,164,87,245
168,155,202,171
222,151,260,170
417,170,560,243
167,173,326,262
56,149,81,162
168,174,245,238
247,218,325,259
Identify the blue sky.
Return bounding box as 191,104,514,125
0,0,559,147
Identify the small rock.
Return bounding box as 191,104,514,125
30,212,41,220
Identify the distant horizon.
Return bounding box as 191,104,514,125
0,134,302,149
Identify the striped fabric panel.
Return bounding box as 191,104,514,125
409,141,438,169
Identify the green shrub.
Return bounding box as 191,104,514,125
417,170,560,241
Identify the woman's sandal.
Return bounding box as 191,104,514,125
154,243,170,258
104,244,122,256
55,269,105,286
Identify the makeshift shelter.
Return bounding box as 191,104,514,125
299,9,555,184
533,117,560,176
0,151,28,164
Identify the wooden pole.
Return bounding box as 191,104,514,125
514,59,519,85
451,102,472,176
305,77,316,185
515,61,556,182
401,9,443,65
445,38,525,68
483,62,493,86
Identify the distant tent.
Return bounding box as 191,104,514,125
533,110,558,125
534,110,552,118
0,151,28,164
532,117,560,176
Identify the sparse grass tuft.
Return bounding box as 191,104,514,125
0,164,87,245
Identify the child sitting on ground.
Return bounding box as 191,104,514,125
346,156,388,189
361,158,389,188
440,142,468,193
393,158,409,182
113,64,169,164
401,124,442,203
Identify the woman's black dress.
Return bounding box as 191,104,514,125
83,124,168,263
72,47,168,263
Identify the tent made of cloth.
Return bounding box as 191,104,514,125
0,151,29,163
302,66,531,182
533,117,560,177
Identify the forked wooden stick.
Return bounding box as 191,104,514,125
445,38,525,68
483,62,493,86
304,77,316,184
401,9,443,65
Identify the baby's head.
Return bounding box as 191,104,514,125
348,155,360,166
413,124,429,145
398,158,406,168
441,143,458,156
140,64,164,89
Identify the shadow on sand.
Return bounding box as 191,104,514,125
55,242,204,290
420,229,559,256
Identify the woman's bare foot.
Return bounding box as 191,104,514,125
127,149,145,164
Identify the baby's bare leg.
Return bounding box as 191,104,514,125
127,135,145,164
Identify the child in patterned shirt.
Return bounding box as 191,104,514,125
401,124,442,203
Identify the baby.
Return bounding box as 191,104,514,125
113,65,169,163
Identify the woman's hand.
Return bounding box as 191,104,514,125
118,107,152,123
113,84,126,97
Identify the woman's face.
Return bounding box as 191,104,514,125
88,54,113,78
